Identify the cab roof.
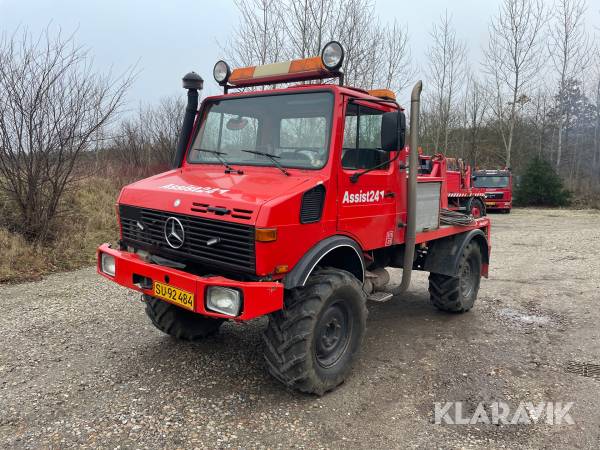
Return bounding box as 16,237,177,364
204,84,404,111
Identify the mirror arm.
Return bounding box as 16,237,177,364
350,151,403,183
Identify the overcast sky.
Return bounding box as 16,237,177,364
1,0,599,110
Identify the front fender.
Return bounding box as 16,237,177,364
283,235,364,289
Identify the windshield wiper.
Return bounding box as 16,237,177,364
193,149,244,175
241,150,289,176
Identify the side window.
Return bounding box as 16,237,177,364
342,103,389,170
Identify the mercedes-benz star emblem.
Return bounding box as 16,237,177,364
164,217,185,249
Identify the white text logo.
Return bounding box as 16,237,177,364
342,190,385,204
434,401,575,425
160,183,229,195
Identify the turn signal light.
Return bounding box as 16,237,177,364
255,228,277,242
274,264,289,274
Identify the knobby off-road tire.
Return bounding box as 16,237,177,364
263,268,367,395
468,197,486,218
429,241,482,313
144,295,224,341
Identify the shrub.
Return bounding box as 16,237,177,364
0,177,120,283
514,156,570,207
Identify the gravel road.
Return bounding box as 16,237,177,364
1,208,600,449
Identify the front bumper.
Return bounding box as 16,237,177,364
485,200,511,210
97,243,283,320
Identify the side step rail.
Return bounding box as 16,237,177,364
367,291,394,302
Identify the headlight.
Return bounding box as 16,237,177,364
206,286,242,316
213,60,231,85
100,253,116,277
321,41,344,70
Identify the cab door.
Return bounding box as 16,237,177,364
336,100,399,250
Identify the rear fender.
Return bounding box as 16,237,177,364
423,229,490,278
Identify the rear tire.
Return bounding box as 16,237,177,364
468,197,486,218
263,268,367,395
144,295,224,340
429,241,482,313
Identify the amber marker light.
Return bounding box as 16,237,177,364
255,228,277,242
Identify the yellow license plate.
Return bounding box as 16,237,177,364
153,281,195,311
486,202,496,206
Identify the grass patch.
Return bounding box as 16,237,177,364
0,177,121,283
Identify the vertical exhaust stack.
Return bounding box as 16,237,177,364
172,72,204,169
393,80,422,295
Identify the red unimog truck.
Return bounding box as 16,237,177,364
472,169,513,213
98,42,491,395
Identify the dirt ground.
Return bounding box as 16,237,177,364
1,208,599,449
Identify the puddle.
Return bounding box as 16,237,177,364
498,308,551,325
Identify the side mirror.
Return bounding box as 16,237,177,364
381,111,406,151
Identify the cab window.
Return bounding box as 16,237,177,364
189,92,333,169
342,103,389,170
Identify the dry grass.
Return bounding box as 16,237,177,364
0,177,121,283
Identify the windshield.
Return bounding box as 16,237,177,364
473,176,510,188
188,92,334,169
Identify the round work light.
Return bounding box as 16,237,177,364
213,60,231,85
321,41,345,71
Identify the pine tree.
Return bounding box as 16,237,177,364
515,156,571,206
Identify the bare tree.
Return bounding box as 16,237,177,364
483,0,546,167
549,0,592,171
0,28,132,242
146,96,185,167
222,0,412,96
591,49,600,180
109,96,184,176
425,12,467,153
282,0,338,58
380,20,412,94
463,76,490,166
222,0,286,68
527,88,552,158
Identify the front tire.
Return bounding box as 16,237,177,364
263,268,367,395
144,295,224,340
429,241,482,313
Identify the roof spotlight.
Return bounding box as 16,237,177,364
213,60,231,85
321,41,345,71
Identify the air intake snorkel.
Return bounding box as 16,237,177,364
172,71,204,169
392,80,422,295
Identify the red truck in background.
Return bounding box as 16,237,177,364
472,169,513,213
419,154,487,218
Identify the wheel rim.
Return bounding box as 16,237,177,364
315,300,352,368
459,258,476,299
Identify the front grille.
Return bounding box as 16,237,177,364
485,192,504,200
119,205,255,273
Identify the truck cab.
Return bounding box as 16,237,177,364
98,42,491,395
473,169,513,213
